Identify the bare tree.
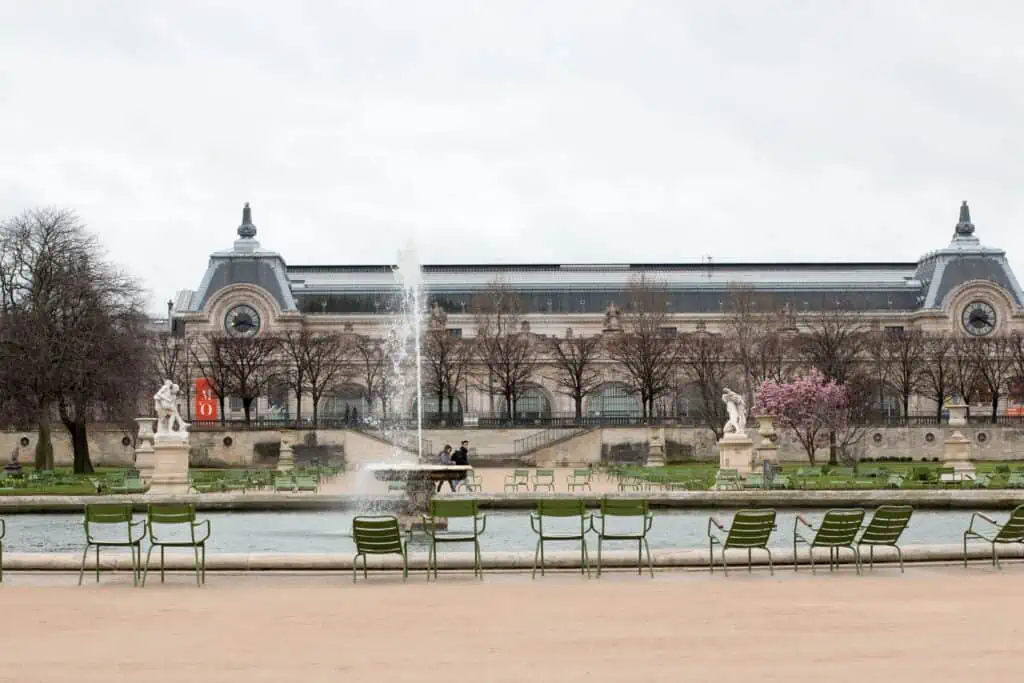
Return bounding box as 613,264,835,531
351,334,391,418
304,332,351,426
221,335,281,424
886,327,925,417
0,208,150,472
547,329,603,421
471,281,537,418
724,285,793,404
679,330,732,439
280,329,310,425
1011,331,1024,409
918,333,954,420
971,334,1015,422
862,329,892,415
192,334,233,424
605,277,681,419
423,323,472,423
950,334,981,413
797,306,866,463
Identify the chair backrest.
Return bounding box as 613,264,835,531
429,498,479,519
996,505,1024,543
148,503,196,525
860,505,913,545
352,515,403,554
814,509,866,545
724,509,776,548
600,498,649,517
572,469,592,479
85,503,133,525
717,469,740,481
535,469,554,481
537,499,587,518
513,469,530,481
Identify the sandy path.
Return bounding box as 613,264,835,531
1,568,1021,682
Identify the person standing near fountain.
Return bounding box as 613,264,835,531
436,444,457,492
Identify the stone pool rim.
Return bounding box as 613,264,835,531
2,490,1024,514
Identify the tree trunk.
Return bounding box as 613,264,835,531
935,392,945,421
35,402,54,470
294,388,303,427
71,418,93,474
242,398,254,424
311,395,320,427
218,396,226,424
902,393,910,419
991,392,1000,423
574,396,583,421
828,431,838,465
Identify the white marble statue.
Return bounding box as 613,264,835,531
722,388,747,436
154,379,190,436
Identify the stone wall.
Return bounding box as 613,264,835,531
4,422,1023,469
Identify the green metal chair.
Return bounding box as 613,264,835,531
458,470,483,493
590,498,654,577
713,469,742,490
504,469,530,492
963,505,1024,569
294,474,319,493
793,509,865,574
0,517,5,583
532,469,556,492
79,503,145,586
423,498,487,579
273,475,296,492
856,505,913,572
567,469,593,492
142,503,211,587
352,515,408,582
530,499,591,578
708,509,777,575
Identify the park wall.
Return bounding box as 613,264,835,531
2,422,1023,468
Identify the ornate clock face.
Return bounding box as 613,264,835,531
225,304,261,337
961,300,996,337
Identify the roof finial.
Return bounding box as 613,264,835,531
954,200,975,237
237,202,257,239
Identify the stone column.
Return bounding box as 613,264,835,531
147,433,190,495
645,427,666,467
943,404,976,480
134,417,157,484
277,432,295,472
754,414,779,473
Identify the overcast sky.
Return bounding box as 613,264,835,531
2,1,1022,311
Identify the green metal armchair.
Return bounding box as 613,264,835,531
590,498,654,577
708,509,777,575
963,505,1024,569
142,503,211,587
79,503,146,586
423,498,487,579
530,499,591,578
793,509,865,574
352,515,408,582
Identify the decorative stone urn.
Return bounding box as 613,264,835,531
134,417,157,484
277,431,296,473
646,427,666,467
753,414,779,472
943,404,975,480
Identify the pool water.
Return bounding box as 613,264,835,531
0,509,984,554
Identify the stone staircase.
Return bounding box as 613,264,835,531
513,426,594,458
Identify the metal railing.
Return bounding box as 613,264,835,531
513,426,592,456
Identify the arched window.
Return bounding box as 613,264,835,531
586,384,641,417
498,387,552,420
321,385,367,421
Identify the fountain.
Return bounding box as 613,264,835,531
363,243,472,529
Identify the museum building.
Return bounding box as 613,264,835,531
170,202,1024,421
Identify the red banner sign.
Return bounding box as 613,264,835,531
194,378,218,421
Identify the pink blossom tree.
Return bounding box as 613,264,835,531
753,369,849,465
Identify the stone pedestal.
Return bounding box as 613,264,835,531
646,427,666,467
943,404,976,480
147,436,190,495
718,432,756,474
754,415,779,472
277,432,295,472
134,417,157,484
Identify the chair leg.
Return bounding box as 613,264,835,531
532,540,541,579
722,550,729,577
963,534,969,568
78,545,90,586
596,537,603,577
402,550,408,581
810,546,816,575
352,553,360,583
201,545,207,584
766,548,773,576
95,546,100,583
474,540,482,579
644,538,653,578
582,540,590,579
869,545,874,570
160,547,166,583
709,539,714,574
793,538,798,572
142,545,155,587
748,548,752,573
637,539,642,576
896,545,904,574
192,544,202,587
993,542,1000,569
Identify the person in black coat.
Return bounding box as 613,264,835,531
452,440,470,466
